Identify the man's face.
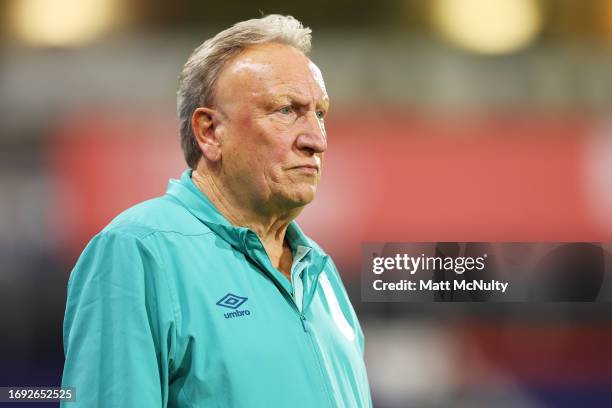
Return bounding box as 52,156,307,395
211,42,329,214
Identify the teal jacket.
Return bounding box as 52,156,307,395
61,169,372,407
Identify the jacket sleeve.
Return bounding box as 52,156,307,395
61,229,174,407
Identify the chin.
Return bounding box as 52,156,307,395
283,186,317,208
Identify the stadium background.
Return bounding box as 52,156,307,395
2,0,612,406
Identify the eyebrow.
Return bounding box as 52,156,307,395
271,93,330,110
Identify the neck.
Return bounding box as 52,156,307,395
191,167,301,266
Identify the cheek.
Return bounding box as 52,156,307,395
226,137,282,182
264,151,290,181
223,120,263,164
251,130,293,172
225,118,294,177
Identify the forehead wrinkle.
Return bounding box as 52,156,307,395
219,45,329,110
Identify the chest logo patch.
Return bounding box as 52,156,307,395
216,293,251,319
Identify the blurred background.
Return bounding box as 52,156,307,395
2,0,612,406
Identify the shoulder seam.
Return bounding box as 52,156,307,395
141,229,216,240
104,220,214,240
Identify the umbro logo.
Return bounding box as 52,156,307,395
216,293,248,309
216,293,251,319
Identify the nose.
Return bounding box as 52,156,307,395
296,111,327,155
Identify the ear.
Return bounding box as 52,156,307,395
192,107,223,162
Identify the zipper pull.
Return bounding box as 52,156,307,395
300,314,307,332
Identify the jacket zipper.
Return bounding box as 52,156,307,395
284,289,334,408
246,246,335,408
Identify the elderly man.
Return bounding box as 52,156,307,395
61,14,372,407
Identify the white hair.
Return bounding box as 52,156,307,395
177,14,312,168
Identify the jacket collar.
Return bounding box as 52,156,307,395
166,169,328,295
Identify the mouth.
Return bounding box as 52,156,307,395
290,164,319,174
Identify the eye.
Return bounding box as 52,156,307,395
316,110,325,119
279,106,293,114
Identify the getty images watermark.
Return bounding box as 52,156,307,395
361,243,612,302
